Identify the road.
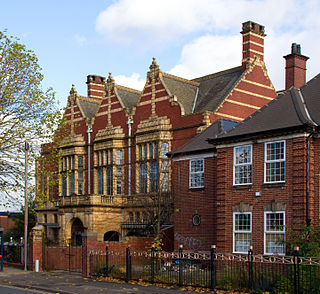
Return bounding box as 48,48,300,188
0,285,50,293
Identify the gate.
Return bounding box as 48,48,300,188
44,241,82,272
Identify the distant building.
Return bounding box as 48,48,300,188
0,211,20,236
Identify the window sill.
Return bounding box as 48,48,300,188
263,253,285,257
262,182,286,189
233,251,248,255
232,185,252,191
188,187,205,192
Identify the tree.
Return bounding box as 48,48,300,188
284,224,320,256
124,149,173,241
4,197,36,242
0,30,62,207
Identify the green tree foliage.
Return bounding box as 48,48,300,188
285,224,320,256
4,198,36,242
0,30,63,207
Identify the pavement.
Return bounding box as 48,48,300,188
0,267,203,294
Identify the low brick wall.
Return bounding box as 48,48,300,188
45,246,82,271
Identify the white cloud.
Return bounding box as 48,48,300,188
169,35,241,79
96,0,320,90
114,73,145,90
95,0,316,45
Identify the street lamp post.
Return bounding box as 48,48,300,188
24,141,29,271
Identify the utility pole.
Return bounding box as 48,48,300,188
24,141,29,271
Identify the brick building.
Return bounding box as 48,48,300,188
172,43,317,255
0,211,20,236
36,21,277,247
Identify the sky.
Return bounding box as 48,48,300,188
0,0,319,210
1,0,320,108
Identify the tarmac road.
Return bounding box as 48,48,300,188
0,284,50,293
0,267,201,294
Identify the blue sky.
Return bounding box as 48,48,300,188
1,0,320,210
1,0,320,108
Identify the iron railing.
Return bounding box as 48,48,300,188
89,246,320,293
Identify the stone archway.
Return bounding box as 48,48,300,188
104,231,120,242
71,218,84,246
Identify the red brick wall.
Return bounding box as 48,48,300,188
45,246,82,271
0,215,16,235
173,156,216,251
215,136,317,254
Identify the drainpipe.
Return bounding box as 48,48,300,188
127,116,133,196
122,116,133,240
306,130,315,226
87,126,93,195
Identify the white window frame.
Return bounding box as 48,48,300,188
233,212,252,254
116,149,123,165
233,145,252,185
264,140,285,183
189,159,204,188
264,211,285,255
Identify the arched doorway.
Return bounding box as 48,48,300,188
104,231,120,242
71,218,84,246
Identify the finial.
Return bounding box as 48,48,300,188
107,72,114,83
69,84,77,95
149,57,159,71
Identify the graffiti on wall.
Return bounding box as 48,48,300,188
174,232,202,250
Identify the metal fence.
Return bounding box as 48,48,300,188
3,242,24,264
90,246,320,293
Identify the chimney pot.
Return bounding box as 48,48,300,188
284,43,309,89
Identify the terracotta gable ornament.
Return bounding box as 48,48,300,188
69,84,77,96
148,57,160,80
106,72,115,93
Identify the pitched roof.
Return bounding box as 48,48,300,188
170,119,238,156
116,85,141,111
160,67,243,115
78,97,100,120
301,73,320,125
161,73,199,114
192,67,243,113
209,73,320,143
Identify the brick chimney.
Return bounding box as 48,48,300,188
283,43,309,89
86,75,106,99
241,21,266,72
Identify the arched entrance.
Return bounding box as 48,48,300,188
71,218,84,246
104,231,120,242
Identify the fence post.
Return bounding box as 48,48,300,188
210,245,217,291
126,247,132,282
151,245,155,283
0,228,3,272
105,246,109,276
248,246,253,290
81,232,97,277
293,246,300,294
178,245,183,287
